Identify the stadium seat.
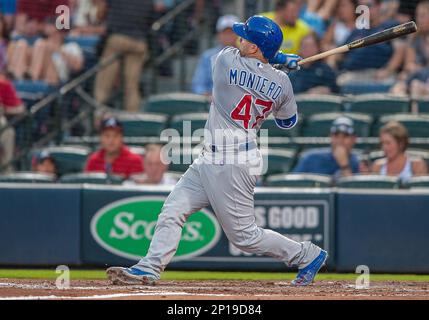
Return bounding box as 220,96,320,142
31,146,91,176
143,92,210,116
170,113,208,136
344,94,410,118
0,172,55,183
336,175,399,189
415,97,429,113
295,94,343,116
262,148,297,176
369,149,429,162
265,173,331,187
115,112,167,137
59,172,124,185
260,114,303,137
375,114,429,137
403,176,429,189
302,112,372,137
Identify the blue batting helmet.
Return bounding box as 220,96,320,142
232,15,283,60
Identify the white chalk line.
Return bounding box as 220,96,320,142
0,292,235,300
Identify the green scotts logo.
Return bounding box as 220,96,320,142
91,197,221,261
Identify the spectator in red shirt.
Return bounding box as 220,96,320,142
85,117,144,179
0,73,25,173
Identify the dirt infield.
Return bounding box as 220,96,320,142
0,279,428,300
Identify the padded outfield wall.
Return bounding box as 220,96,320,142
0,184,428,273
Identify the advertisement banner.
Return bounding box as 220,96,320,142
82,185,334,271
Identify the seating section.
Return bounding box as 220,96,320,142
416,98,429,114
403,176,429,189
115,112,167,137
375,114,429,137
0,172,56,183
295,94,343,116
265,173,331,188
170,113,208,136
165,146,203,173
31,146,91,177
144,92,210,116
344,94,409,118
336,175,400,189
302,112,372,137
262,148,297,176
59,172,124,185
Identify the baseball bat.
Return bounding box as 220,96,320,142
298,21,417,66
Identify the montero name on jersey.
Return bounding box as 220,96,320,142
228,68,283,101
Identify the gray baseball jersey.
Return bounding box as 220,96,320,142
133,46,321,278
205,46,297,145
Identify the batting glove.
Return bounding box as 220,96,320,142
270,52,302,72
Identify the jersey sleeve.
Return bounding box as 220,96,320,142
273,74,297,119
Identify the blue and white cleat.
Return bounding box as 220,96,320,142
291,250,328,286
106,267,157,286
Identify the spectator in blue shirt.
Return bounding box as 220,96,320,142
191,14,239,96
289,33,338,94
293,116,360,179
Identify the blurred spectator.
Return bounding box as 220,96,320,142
390,2,429,95
14,0,68,37
288,33,338,94
300,0,338,38
31,150,57,176
292,116,360,179
335,0,405,86
0,73,24,173
0,15,8,72
128,144,177,185
191,14,239,96
69,0,107,36
396,0,420,23
0,0,16,33
8,22,84,85
321,0,357,65
400,1,429,77
85,117,144,179
262,0,311,54
372,121,427,181
93,0,154,112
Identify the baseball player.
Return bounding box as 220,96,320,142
107,15,328,286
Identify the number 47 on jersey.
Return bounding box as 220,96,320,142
230,94,273,129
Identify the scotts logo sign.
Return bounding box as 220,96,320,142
90,197,221,261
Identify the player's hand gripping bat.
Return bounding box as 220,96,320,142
297,21,417,66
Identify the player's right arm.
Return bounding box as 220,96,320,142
273,74,298,130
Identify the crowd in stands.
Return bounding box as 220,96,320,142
1,0,429,186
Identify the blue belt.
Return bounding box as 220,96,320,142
210,141,257,152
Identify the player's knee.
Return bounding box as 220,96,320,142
225,225,263,250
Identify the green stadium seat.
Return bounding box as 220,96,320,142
302,112,372,137
415,97,429,113
170,113,208,136
344,94,410,118
336,175,399,189
260,114,302,137
369,149,429,162
143,92,210,116
115,112,167,137
403,176,429,188
262,148,297,176
32,146,91,176
375,114,429,137
265,173,331,187
295,94,343,116
0,172,56,183
59,172,124,184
